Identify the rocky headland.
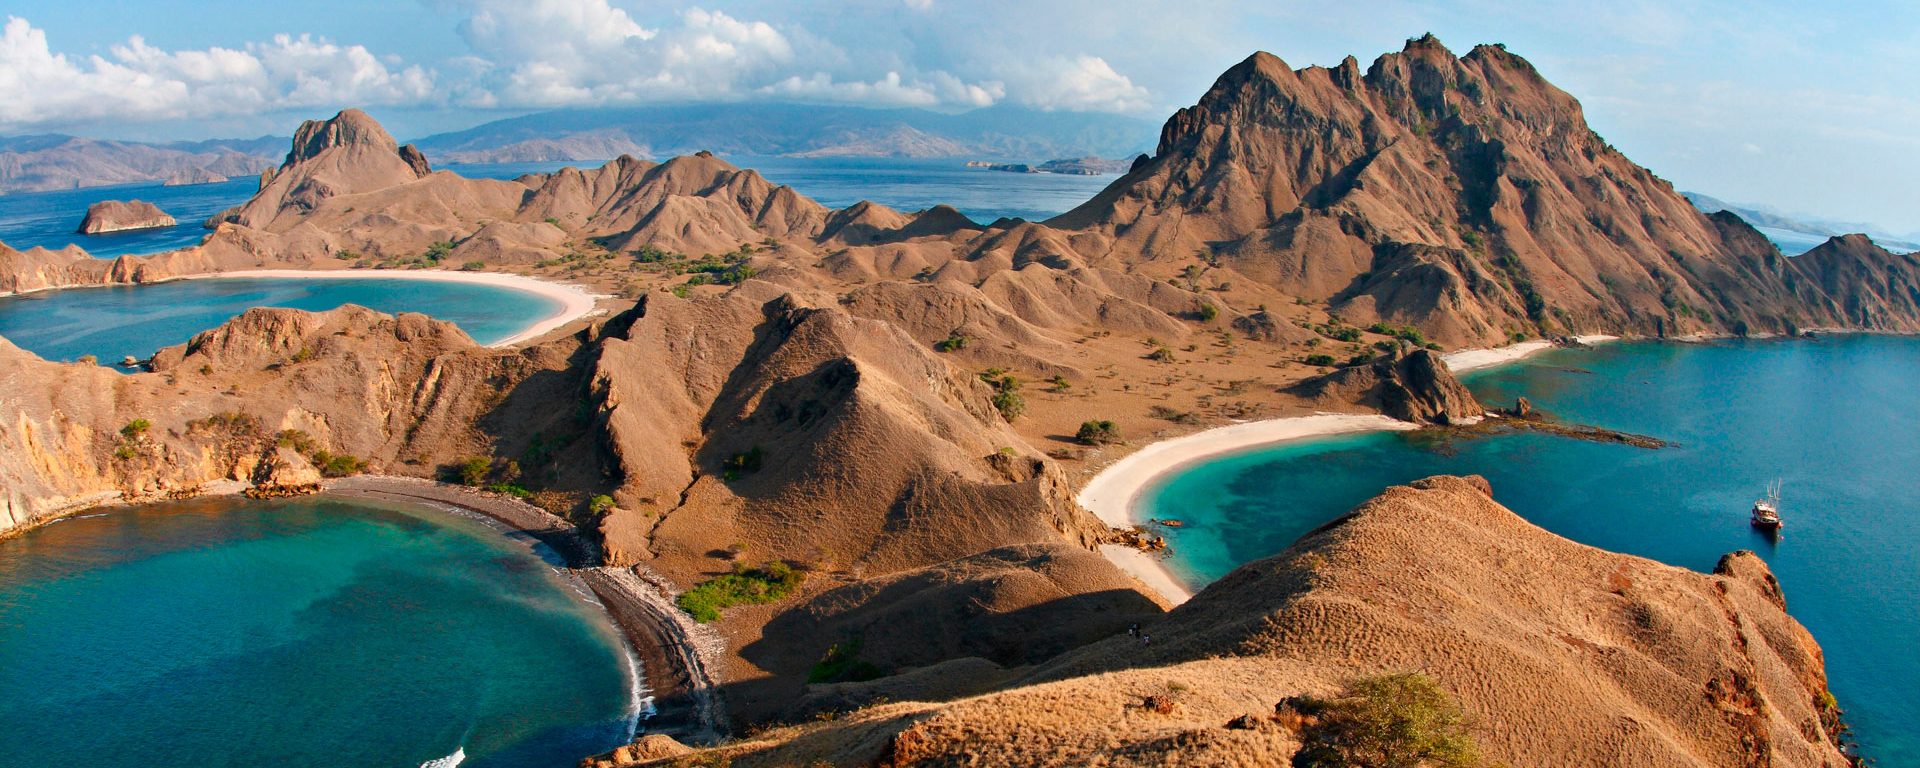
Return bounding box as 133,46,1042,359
0,35,1905,767
76,200,177,234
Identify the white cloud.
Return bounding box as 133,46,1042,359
0,16,433,130
447,2,1006,111
998,55,1150,112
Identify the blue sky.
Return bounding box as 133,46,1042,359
2,1,1916,232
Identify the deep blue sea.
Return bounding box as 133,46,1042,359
1142,336,1920,764
0,497,637,768
0,177,258,257
0,277,562,365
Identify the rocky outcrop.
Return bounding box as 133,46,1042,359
76,200,176,234
618,476,1851,767
209,109,437,231
1286,348,1486,423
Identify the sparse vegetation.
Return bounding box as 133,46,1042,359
677,561,804,623
120,419,151,439
979,369,1025,422
456,456,492,486
460,260,486,271
809,639,884,684
723,446,765,480
1284,672,1484,768
312,452,367,477
935,331,970,352
1076,419,1121,445
1146,347,1176,362
1306,354,1337,367
588,494,617,517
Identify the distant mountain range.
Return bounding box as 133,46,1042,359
410,103,1157,164
0,135,282,194
1684,191,1920,252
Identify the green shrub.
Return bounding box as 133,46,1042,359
1196,302,1219,322
935,331,970,352
1287,672,1484,768
312,452,366,478
486,483,532,498
588,494,617,516
1346,353,1376,367
724,447,765,476
978,370,1025,421
456,456,492,486
677,561,804,623
120,419,151,439
1146,346,1176,362
1305,354,1337,367
422,240,455,264
460,260,486,271
1076,420,1121,445
808,640,884,684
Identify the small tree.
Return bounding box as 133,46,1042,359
1197,301,1219,322
1076,420,1121,445
1287,672,1484,768
457,456,491,486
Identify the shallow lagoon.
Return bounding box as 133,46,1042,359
0,497,637,768
0,276,562,364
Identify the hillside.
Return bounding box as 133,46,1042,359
0,134,280,194
0,36,1909,767
412,103,1156,163
589,477,1850,767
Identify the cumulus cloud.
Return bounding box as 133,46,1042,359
0,2,1157,130
997,55,1151,112
0,16,433,130
446,1,1007,111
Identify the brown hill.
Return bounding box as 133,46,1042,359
1053,36,1920,345
606,476,1850,768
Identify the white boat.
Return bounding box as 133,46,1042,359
1750,479,1783,532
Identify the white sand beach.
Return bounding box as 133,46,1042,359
195,269,606,347
1078,413,1419,606
1442,334,1620,373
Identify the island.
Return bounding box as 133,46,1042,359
75,199,177,234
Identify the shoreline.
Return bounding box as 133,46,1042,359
1077,413,1419,606
1080,335,1622,606
1441,334,1619,373
190,269,606,347
322,476,724,745
1,474,719,751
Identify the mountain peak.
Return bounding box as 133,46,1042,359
286,109,397,166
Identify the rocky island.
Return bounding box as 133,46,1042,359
75,199,177,234
0,35,1903,767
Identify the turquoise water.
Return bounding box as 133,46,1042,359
0,277,561,364
0,497,636,768
1143,336,1920,763
0,177,259,257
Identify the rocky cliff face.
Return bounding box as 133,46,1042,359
76,200,176,234
0,305,563,536
614,476,1851,768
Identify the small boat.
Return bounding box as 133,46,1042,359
1750,479,1784,532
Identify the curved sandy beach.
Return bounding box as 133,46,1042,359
1078,413,1419,605
1442,334,1619,373
1084,335,1623,606
189,268,606,348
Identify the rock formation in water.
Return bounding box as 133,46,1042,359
76,200,177,234
1287,347,1487,424
596,476,1851,768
